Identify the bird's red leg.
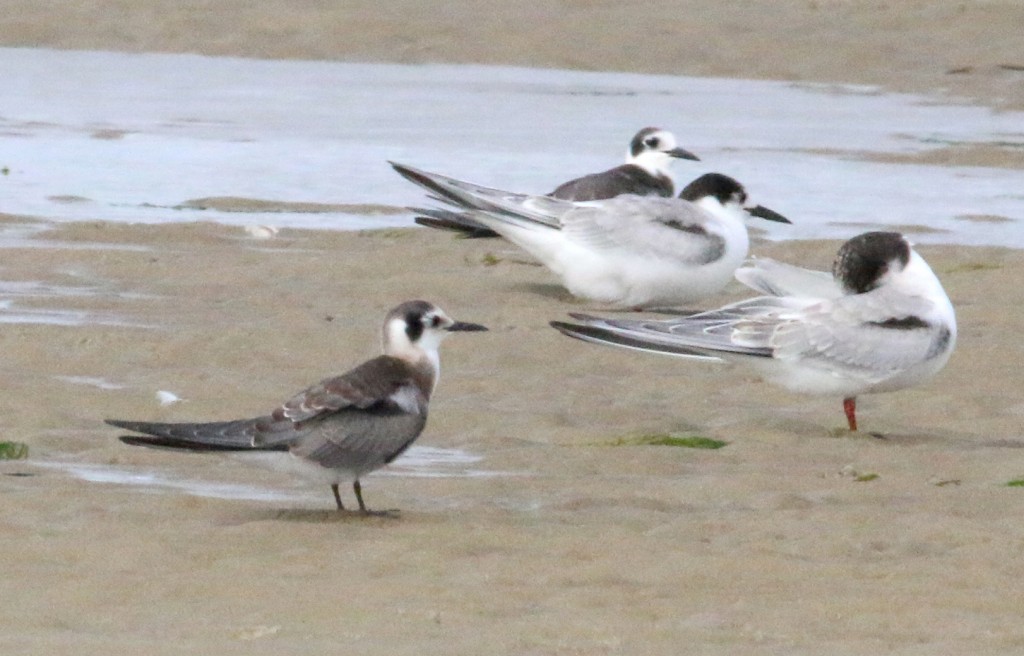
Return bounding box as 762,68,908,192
843,397,858,432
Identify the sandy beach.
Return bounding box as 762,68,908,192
3,3,1024,654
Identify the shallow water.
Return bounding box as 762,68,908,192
34,445,504,504
3,47,1023,245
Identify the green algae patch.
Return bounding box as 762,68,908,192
0,442,29,460
607,434,727,449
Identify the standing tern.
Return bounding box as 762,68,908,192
412,127,700,238
106,300,487,513
550,232,956,431
392,162,791,308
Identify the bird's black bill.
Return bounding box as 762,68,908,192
667,147,700,162
748,205,791,224
447,321,488,332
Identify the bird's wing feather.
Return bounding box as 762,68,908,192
269,355,420,426
110,356,426,453
771,289,948,380
550,165,672,200
412,207,499,238
106,416,297,450
559,297,809,358
557,196,728,265
391,161,568,227
735,258,841,298
288,400,429,470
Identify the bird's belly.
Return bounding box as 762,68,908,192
229,451,357,485
565,251,741,308
755,360,877,397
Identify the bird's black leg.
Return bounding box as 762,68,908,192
331,483,345,511
353,479,368,514
352,479,400,517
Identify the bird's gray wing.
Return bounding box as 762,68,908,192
391,161,570,228
771,288,953,381
735,258,841,298
257,355,427,450
270,356,416,423
551,317,717,361
552,295,813,362
550,165,673,200
109,356,425,453
619,289,949,378
588,297,797,356
288,397,429,470
558,196,728,265
556,284,951,386
106,416,297,451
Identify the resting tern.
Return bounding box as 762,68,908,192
412,127,700,238
106,300,487,513
551,232,956,431
393,162,791,308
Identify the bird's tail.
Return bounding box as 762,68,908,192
105,418,290,452
390,161,566,229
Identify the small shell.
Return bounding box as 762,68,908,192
245,225,279,239
156,390,183,406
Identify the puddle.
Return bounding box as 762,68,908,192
0,301,146,327
0,220,150,251
36,460,305,503
34,445,506,503
54,375,127,391
0,272,153,327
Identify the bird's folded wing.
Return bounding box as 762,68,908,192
561,197,727,265
267,356,420,433
773,291,948,380
549,165,671,200
411,207,499,238
288,405,429,469
391,162,569,228
735,258,840,299
106,416,295,450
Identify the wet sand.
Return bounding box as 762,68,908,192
3,3,1024,654
2,218,1024,654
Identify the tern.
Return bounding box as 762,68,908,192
393,163,791,308
551,232,956,431
411,127,699,238
106,300,487,513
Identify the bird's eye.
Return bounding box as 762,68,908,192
430,315,442,327
645,137,659,148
